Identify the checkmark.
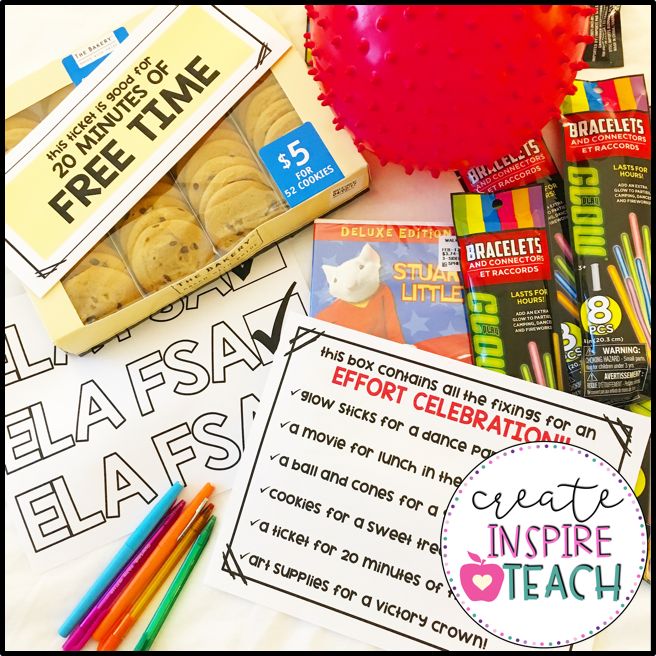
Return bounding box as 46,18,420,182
260,486,270,494
240,552,250,559
250,519,260,527
251,282,297,354
270,453,280,461
280,421,290,429
290,389,300,396
233,259,253,281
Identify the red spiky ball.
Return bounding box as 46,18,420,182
306,5,593,176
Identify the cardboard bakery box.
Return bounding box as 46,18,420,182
5,5,369,354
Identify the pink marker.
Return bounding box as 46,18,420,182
61,500,185,651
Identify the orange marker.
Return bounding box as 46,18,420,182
97,504,213,651
93,483,214,641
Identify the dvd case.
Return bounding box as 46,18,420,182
311,220,471,363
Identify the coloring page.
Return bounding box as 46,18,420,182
4,243,308,570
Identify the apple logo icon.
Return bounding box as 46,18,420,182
459,552,504,602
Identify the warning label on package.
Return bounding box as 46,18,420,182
582,343,648,397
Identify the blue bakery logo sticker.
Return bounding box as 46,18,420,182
62,27,129,85
441,443,646,648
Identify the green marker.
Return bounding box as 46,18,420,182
134,515,216,651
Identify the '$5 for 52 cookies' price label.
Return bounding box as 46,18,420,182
259,122,344,207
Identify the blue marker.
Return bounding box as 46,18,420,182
58,482,183,637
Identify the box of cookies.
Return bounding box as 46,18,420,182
5,6,369,353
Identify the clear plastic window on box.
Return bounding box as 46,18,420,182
60,72,302,324
5,84,75,152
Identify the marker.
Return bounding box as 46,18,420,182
58,482,183,637
93,483,214,641
135,516,217,651
96,506,213,651
61,501,184,651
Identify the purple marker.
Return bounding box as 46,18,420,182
61,500,185,651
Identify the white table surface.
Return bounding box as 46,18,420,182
5,4,651,651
